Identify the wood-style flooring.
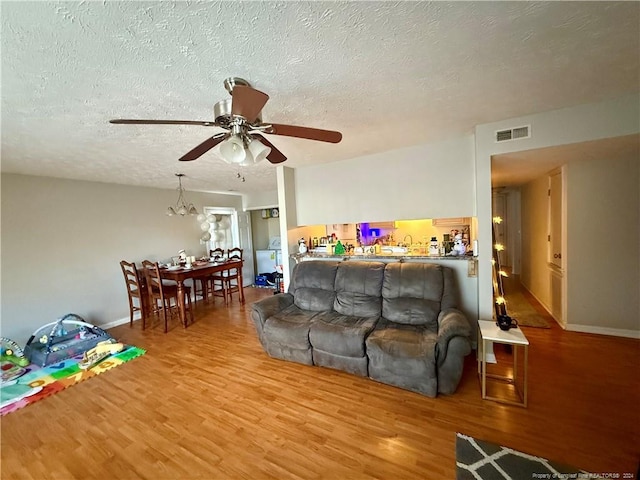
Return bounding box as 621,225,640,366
1,287,638,479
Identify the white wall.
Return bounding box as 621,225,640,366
243,189,278,211
0,174,243,344
566,155,639,335
520,175,552,308
294,136,476,225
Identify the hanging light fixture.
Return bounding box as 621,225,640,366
166,173,198,216
219,123,271,166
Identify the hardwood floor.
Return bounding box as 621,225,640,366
1,287,638,479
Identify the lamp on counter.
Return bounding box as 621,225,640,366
219,124,271,166
166,173,198,217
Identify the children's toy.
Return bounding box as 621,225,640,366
0,382,43,409
1,338,30,383
24,314,114,367
1,338,29,367
79,340,124,370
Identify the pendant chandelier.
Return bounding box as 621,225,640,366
166,173,198,216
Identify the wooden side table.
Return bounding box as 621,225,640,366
477,320,529,407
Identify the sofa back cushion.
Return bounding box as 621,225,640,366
290,261,339,311
334,261,384,318
382,263,455,329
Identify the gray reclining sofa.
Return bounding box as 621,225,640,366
251,260,472,397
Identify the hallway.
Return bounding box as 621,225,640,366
501,271,552,329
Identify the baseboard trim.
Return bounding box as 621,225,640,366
101,314,139,331
100,292,203,331
566,324,640,339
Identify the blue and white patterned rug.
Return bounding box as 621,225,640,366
456,433,587,479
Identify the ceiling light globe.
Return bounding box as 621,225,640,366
166,206,176,216
220,135,247,164
247,139,271,164
177,205,188,216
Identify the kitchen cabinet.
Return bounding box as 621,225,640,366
369,221,396,229
432,217,471,227
326,224,357,241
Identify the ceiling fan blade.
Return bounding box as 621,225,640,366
179,133,228,162
231,86,269,123
110,119,216,126
253,134,287,164
266,123,342,143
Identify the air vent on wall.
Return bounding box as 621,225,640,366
495,125,530,143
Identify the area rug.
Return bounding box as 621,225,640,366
456,433,586,479
501,274,550,329
0,345,145,416
503,290,550,329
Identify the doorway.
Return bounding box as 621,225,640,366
203,207,254,287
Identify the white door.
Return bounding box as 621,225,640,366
549,170,563,268
237,211,254,287
548,167,565,326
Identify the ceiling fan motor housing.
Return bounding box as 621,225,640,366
223,77,251,95
214,98,262,127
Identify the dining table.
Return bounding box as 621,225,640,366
159,259,244,328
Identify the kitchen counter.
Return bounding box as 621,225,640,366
292,252,475,262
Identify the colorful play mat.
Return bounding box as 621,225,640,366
0,345,145,416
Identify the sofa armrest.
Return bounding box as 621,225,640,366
251,293,295,331
436,308,472,364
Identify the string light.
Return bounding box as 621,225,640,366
493,216,503,224
494,243,504,251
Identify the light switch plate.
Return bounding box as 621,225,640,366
468,259,477,277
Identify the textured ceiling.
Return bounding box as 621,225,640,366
1,1,639,195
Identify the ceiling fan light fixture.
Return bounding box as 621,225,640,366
247,137,271,164
220,133,247,164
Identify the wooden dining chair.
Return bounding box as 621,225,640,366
141,260,193,332
191,248,225,302
120,260,148,329
208,248,228,304
224,247,245,304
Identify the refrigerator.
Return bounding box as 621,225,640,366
256,249,282,275
255,236,282,288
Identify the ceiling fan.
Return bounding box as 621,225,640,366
109,77,342,166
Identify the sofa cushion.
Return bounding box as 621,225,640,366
382,262,446,329
290,261,339,312
366,319,439,396
333,261,384,318
310,311,379,357
263,304,319,350
366,322,438,360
